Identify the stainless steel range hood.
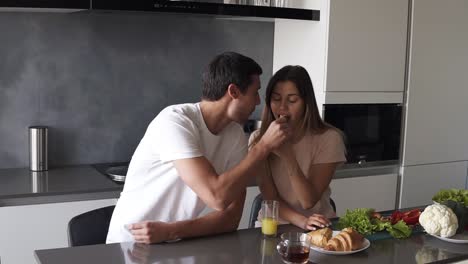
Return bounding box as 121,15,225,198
91,0,320,21
0,0,319,21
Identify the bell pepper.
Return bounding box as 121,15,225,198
390,210,403,225
401,209,421,225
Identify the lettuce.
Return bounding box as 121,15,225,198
337,208,374,235
433,189,468,206
387,220,412,239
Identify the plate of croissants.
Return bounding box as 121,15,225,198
307,227,370,255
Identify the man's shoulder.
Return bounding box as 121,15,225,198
160,103,199,116
156,103,200,123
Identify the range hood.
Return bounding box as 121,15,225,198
91,0,319,21
1,0,319,21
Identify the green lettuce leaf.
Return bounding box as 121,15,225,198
387,220,412,239
337,208,375,235
372,217,391,232
433,189,468,206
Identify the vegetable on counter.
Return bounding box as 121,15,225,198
390,209,421,225
419,203,458,238
432,189,468,206
440,200,468,234
337,208,415,239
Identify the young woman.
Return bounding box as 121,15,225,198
250,65,346,230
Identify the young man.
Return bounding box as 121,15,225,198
106,52,291,244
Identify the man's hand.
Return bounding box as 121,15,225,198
259,116,292,152
127,221,172,244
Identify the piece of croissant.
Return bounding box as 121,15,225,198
307,227,332,248
342,228,364,250
324,228,364,251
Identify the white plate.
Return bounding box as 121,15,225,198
310,231,370,255
429,231,468,244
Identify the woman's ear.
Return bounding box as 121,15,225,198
227,84,240,99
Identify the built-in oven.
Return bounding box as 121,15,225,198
323,103,402,167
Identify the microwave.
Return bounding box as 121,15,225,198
323,103,402,166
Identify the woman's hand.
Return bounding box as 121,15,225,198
127,221,172,244
303,214,332,231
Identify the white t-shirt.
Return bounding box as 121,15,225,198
106,103,247,243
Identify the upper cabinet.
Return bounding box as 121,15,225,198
273,0,408,104
326,0,408,93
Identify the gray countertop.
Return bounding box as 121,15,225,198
0,166,123,207
34,224,468,264
0,162,399,207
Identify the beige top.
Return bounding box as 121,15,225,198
250,128,346,221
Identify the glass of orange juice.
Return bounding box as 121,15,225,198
261,200,279,237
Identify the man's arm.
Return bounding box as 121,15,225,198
173,118,290,211
127,190,246,244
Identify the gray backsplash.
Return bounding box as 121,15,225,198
0,12,273,169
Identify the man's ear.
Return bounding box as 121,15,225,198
227,84,241,99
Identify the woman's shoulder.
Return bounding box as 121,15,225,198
307,127,344,143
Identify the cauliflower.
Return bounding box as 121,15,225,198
419,204,458,238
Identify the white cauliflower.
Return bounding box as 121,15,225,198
419,204,458,238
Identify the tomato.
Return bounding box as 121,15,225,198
402,209,421,225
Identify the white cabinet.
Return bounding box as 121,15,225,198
330,174,398,216
399,162,467,208
0,198,117,264
238,186,261,229
325,0,408,93
402,0,468,166
399,1,468,209
274,0,408,105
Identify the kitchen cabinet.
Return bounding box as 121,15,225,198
239,186,261,229
402,0,468,166
399,0,468,208
399,162,467,208
330,174,398,216
273,0,408,105
0,198,116,264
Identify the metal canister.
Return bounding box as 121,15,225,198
29,126,48,171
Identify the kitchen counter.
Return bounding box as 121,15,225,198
0,166,123,207
34,224,468,264
0,161,399,207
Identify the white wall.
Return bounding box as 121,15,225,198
273,0,329,114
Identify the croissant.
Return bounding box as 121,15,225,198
324,228,364,251
307,227,332,248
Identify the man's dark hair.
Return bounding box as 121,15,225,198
202,52,263,101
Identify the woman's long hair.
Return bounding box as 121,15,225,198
251,65,332,147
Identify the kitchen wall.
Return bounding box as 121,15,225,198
0,12,273,169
